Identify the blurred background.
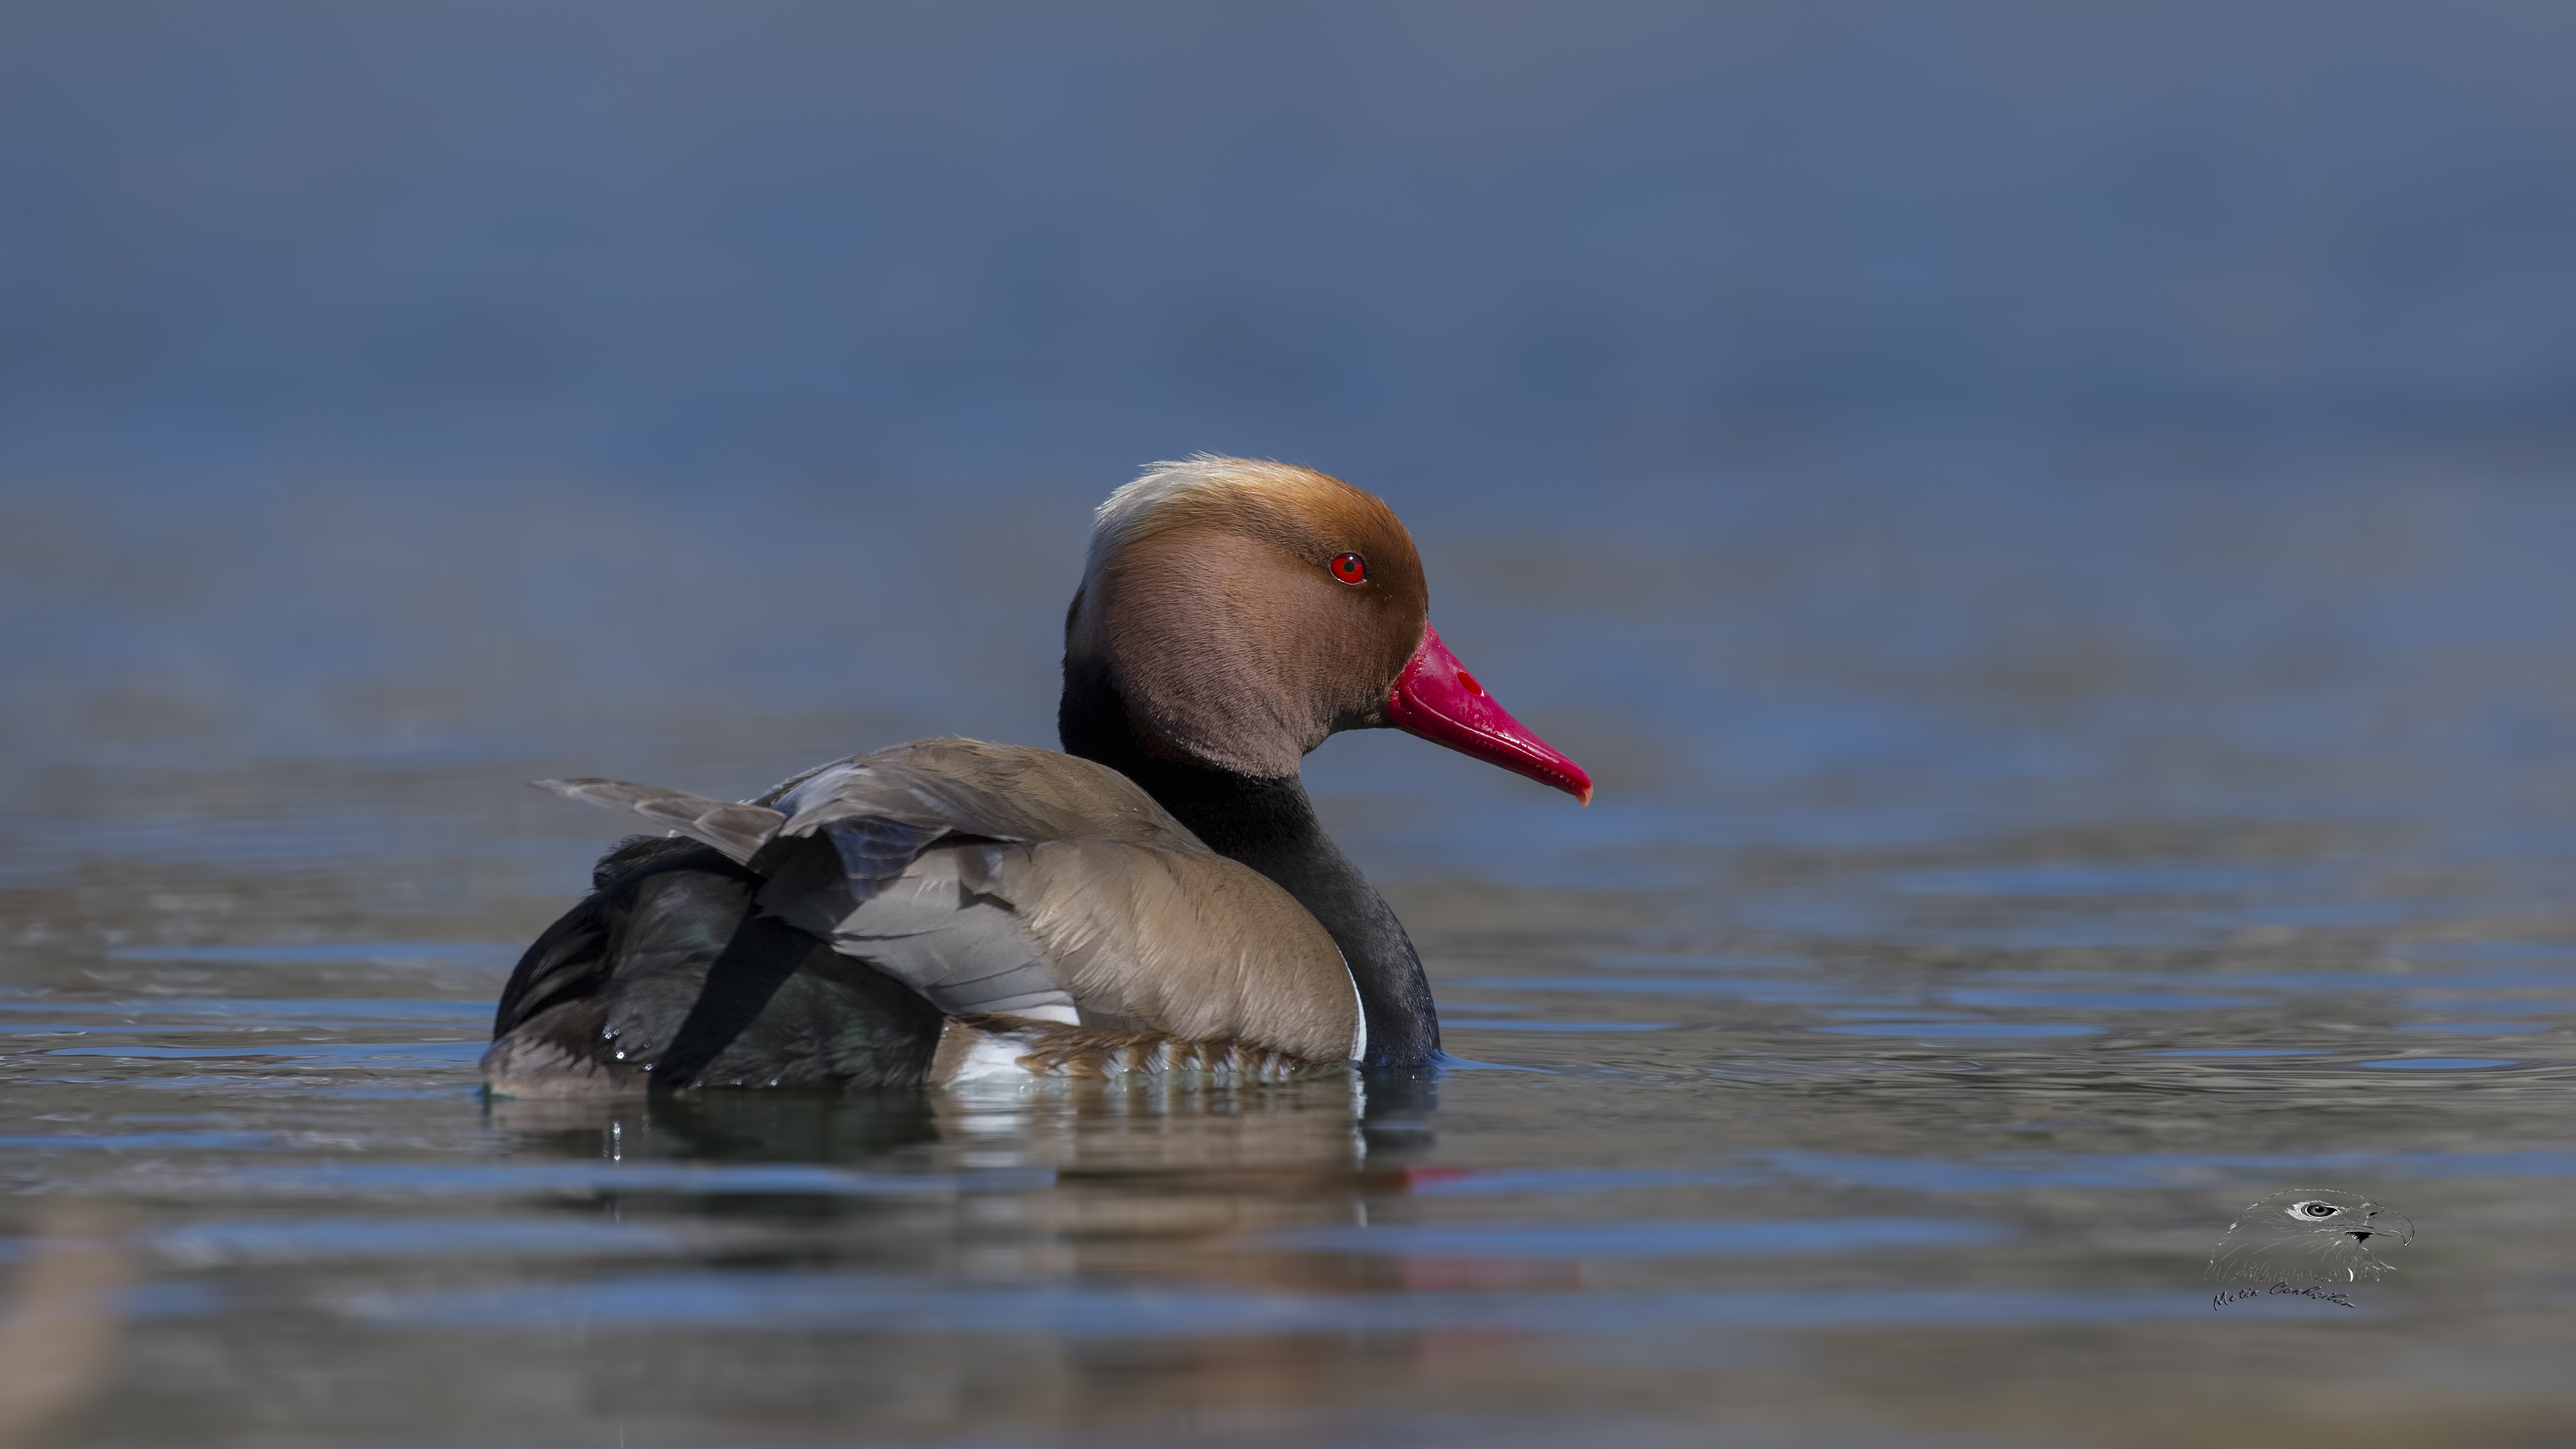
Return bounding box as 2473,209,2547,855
8,6,2576,1446
6,0,2574,810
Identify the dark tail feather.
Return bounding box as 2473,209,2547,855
648,911,818,1089
484,839,943,1097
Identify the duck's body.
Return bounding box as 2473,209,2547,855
484,458,1588,1094
488,739,1364,1093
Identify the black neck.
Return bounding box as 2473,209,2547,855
1060,659,1440,1068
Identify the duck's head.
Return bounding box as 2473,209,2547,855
1063,455,1592,803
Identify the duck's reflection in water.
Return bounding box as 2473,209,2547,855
482,1071,1456,1277
487,1087,946,1169
474,1075,1584,1438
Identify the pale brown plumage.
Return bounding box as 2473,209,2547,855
533,738,1359,1079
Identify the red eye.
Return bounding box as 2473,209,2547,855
1329,552,1367,585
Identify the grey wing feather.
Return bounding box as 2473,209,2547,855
777,846,1077,1020
767,742,1358,1059
822,818,952,895
747,753,867,808
771,740,1192,851
535,742,1360,1063
531,777,785,866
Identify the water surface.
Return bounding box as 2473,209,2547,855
9,466,2576,1449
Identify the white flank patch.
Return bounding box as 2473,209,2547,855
1345,949,1368,1063
947,1034,1043,1085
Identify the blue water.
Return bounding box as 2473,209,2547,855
7,3,2576,1448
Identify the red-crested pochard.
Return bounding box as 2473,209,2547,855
484,457,1590,1093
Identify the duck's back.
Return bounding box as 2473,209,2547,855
485,739,1360,1096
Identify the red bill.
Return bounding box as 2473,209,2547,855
1385,624,1593,805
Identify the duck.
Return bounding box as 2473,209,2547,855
483,456,1591,1094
